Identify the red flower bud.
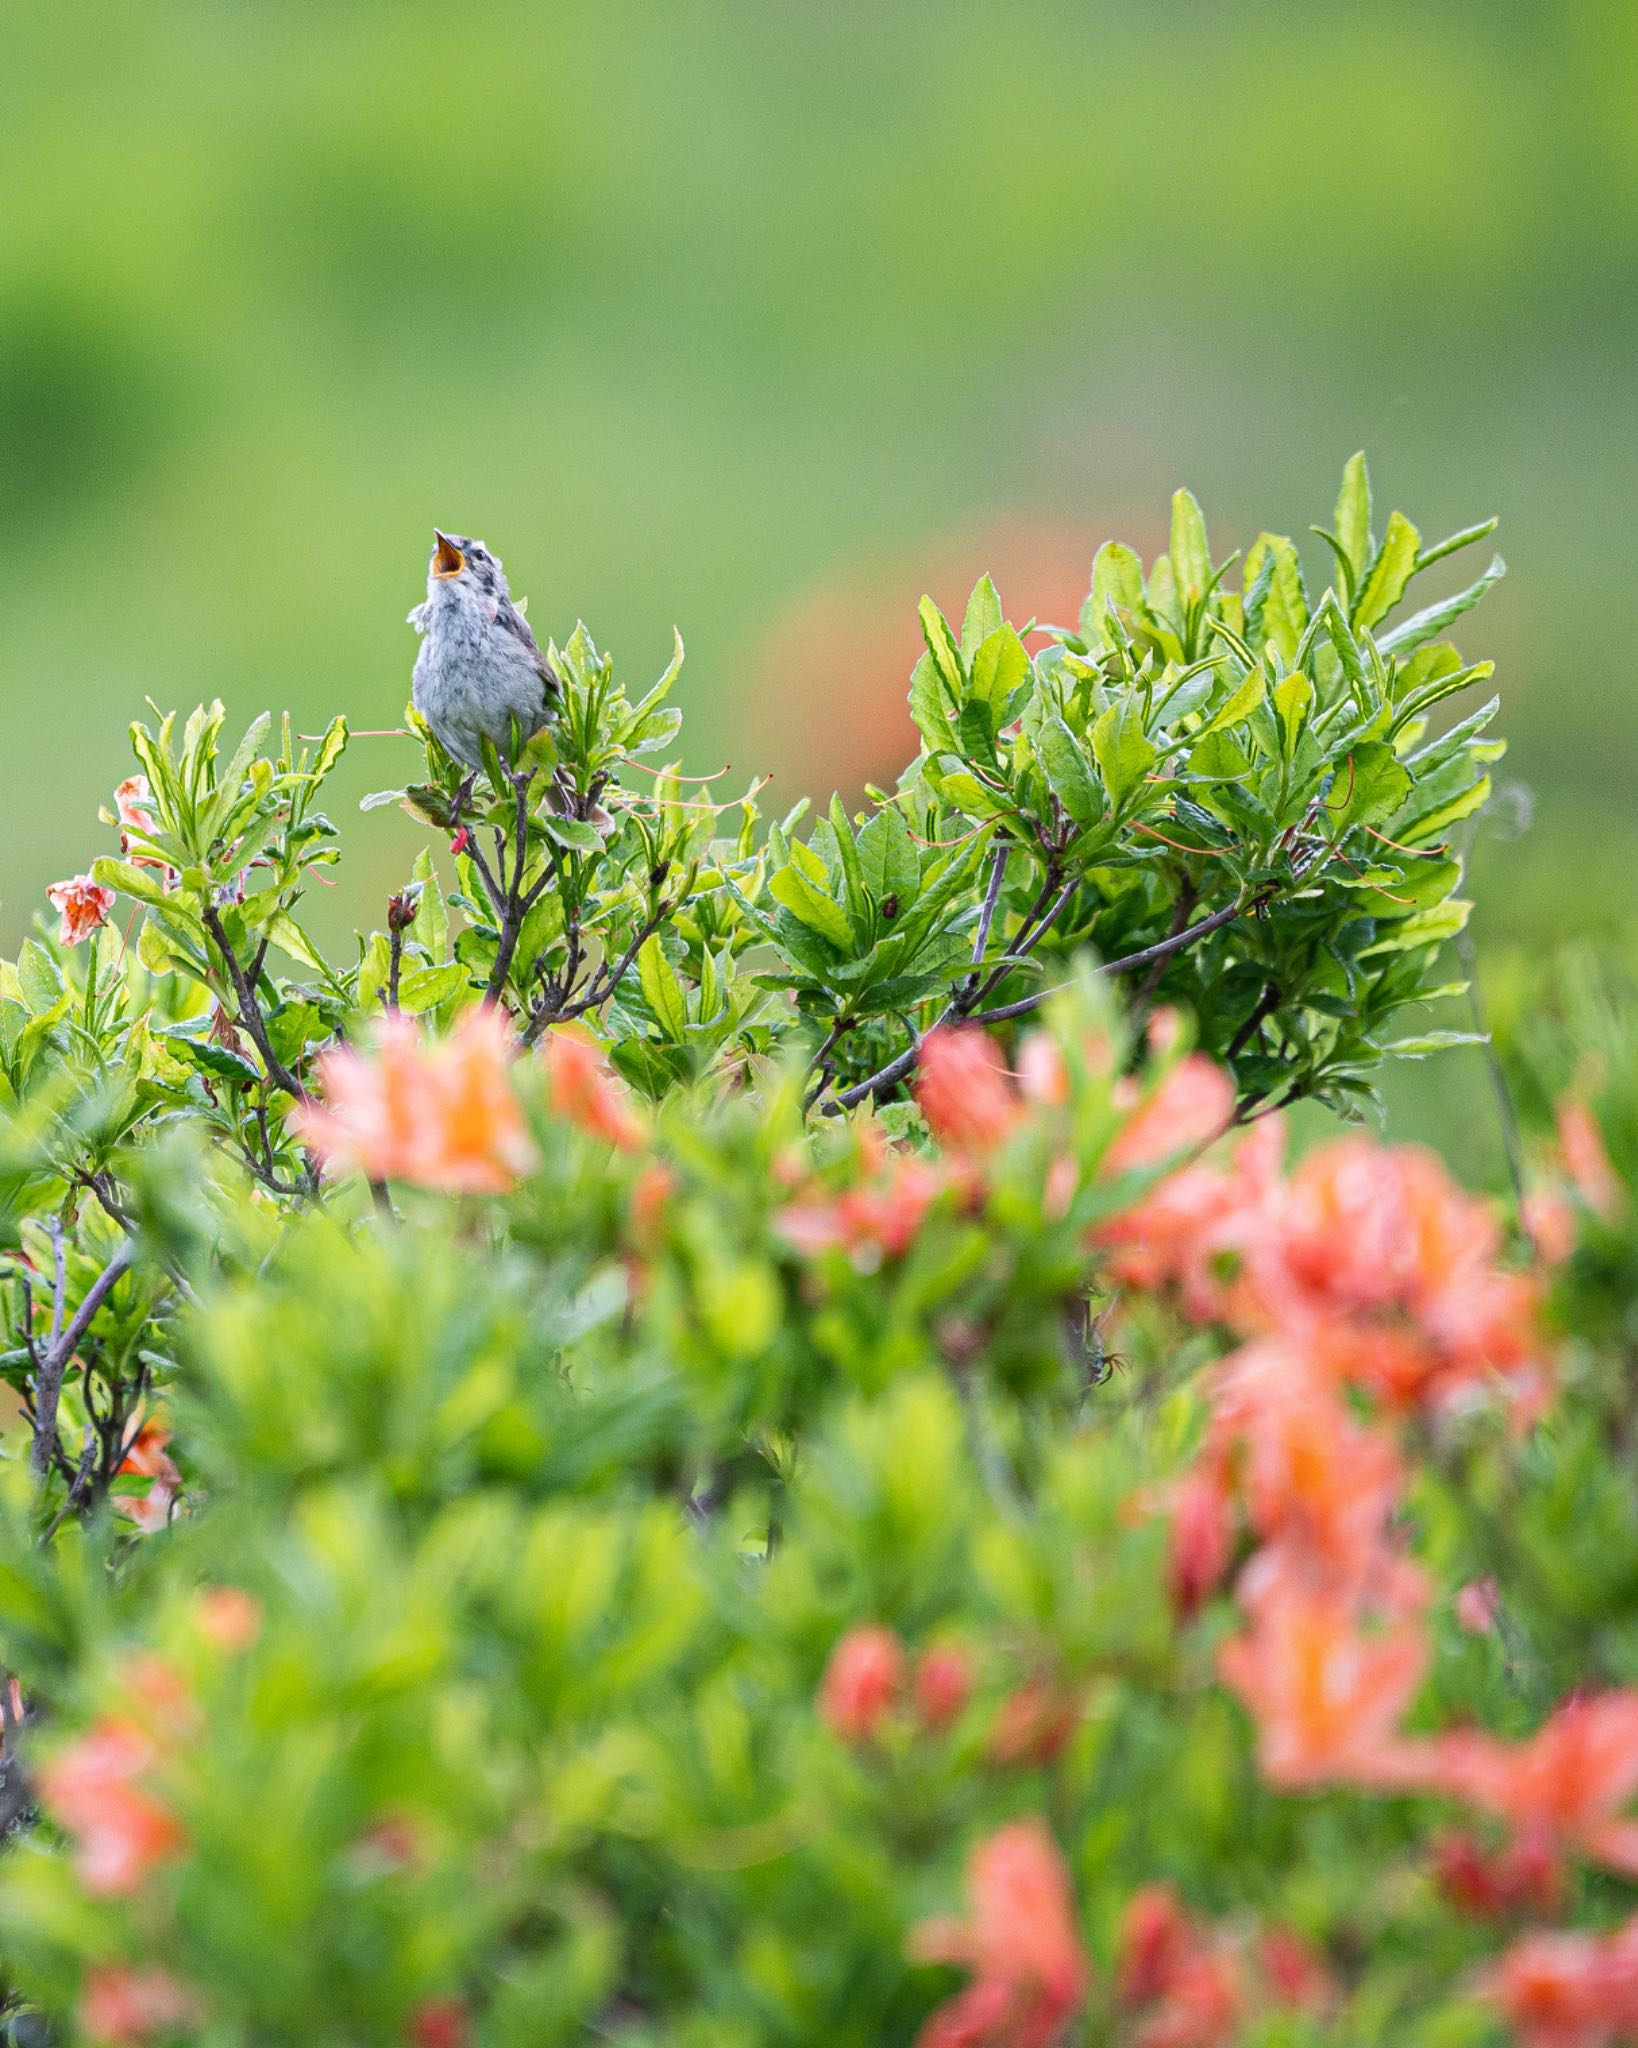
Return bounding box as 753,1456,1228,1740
913,1643,974,1731
819,1624,904,1743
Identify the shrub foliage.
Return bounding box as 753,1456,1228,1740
2,461,1633,2047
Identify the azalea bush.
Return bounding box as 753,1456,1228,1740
1,460,1633,2046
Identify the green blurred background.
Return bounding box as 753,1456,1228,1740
3,0,1633,1171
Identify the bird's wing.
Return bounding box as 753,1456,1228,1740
495,592,560,694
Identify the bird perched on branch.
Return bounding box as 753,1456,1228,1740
408,531,560,769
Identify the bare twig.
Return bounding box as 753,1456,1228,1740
201,903,309,1102
29,1241,136,1487
1226,980,1282,1062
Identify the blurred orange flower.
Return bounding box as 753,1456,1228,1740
1480,1917,1638,2048
295,1008,535,1193
910,1820,1089,2048
818,1624,904,1744
1439,1693,1638,1877
917,1027,1019,1155
1216,1581,1428,1791
46,874,117,947
80,1967,199,2046
540,1029,645,1151
37,1719,186,1897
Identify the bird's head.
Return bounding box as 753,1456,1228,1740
427,530,508,601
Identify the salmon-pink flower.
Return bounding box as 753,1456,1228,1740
1105,1055,1234,1178
1256,1925,1334,2013
1438,1693,1638,1876
112,1419,182,1534
196,1586,262,1653
37,1719,187,1896
1433,1827,1565,1922
1116,1886,1192,2009
1558,1099,1623,1221
778,1151,949,1269
1457,1576,1503,1636
985,1676,1081,1768
910,1821,1089,2048
917,1028,1018,1154
81,1967,199,2045
819,1624,904,1743
1167,1466,1235,1620
46,875,117,947
540,1030,645,1151
1479,1916,1638,2048
295,1008,535,1193
113,775,155,833
408,2000,471,2048
1217,1582,1428,1791
913,1644,975,1731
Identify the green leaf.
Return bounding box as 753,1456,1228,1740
857,808,919,907
262,911,331,977
89,857,172,908
827,795,868,919
543,816,605,855
166,1034,261,1089
1335,451,1372,577
637,938,689,1039
1082,542,1144,640
309,715,348,783
1036,718,1102,828
1092,696,1157,808
968,625,1028,731
410,850,449,966
931,768,1011,820
1353,511,1420,630
1378,556,1505,656
960,574,1003,661
1243,534,1307,664
1197,667,1267,738
1415,517,1498,573
1271,672,1315,760
1399,774,1492,844
768,862,855,953
1382,1029,1487,1058
918,595,964,696
17,942,63,1016
1362,899,1471,955
396,964,466,1015
908,651,959,754
1170,488,1211,602
1331,742,1411,831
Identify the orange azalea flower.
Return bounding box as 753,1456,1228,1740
195,1586,262,1653
1104,1054,1235,1178
777,1150,950,1269
1242,1138,1545,1414
1557,1099,1624,1222
1116,1886,1193,2009
80,1967,199,2046
818,1624,904,1743
1096,1117,1282,1324
1166,1465,1236,1620
295,1008,535,1193
112,1418,182,1535
540,1029,645,1151
1479,1916,1638,2048
910,1821,1089,2048
1433,1827,1565,1922
46,874,117,947
1216,1581,1429,1791
913,1643,975,1732
985,1675,1082,1769
917,1027,1019,1154
1438,1693,1638,1877
37,1719,187,1897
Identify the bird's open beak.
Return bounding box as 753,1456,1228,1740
432,531,465,579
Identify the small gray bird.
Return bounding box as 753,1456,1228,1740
408,531,559,769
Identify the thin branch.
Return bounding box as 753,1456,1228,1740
29,1241,136,1488
1226,980,1282,1062
961,841,1011,997
201,903,309,1102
